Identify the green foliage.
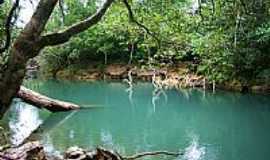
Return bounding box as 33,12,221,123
42,0,270,83
0,2,11,69
0,2,10,44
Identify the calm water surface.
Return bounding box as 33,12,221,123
6,80,270,160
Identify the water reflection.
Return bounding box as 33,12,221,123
182,134,205,160
42,134,62,157
8,100,43,146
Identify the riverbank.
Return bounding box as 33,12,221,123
0,141,182,160
42,63,270,94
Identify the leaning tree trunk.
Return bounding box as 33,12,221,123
0,41,43,118
0,0,114,119
0,0,59,118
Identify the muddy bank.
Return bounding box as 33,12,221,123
45,63,269,93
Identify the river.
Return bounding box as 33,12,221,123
4,80,270,160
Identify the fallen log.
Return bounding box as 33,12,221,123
17,86,80,112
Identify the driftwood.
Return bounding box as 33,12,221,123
17,86,80,112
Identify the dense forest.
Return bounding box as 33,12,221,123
0,0,270,159
1,0,270,82
32,0,270,83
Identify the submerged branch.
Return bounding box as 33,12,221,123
123,151,183,160
65,146,183,160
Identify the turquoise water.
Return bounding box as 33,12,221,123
6,80,270,160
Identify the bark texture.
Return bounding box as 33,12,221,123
0,0,59,118
17,86,80,112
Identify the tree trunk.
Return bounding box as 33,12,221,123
0,0,59,118
17,86,80,112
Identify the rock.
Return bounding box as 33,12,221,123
64,146,86,160
0,141,46,160
64,147,121,160
251,85,270,93
86,73,101,80
105,64,127,78
136,69,155,81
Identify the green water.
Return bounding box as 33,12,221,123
6,80,270,160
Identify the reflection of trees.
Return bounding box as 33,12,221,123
151,69,168,112
183,131,206,160
32,111,77,135
123,69,135,107
42,133,62,157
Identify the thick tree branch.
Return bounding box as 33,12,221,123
122,0,160,46
39,0,114,47
0,0,20,54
